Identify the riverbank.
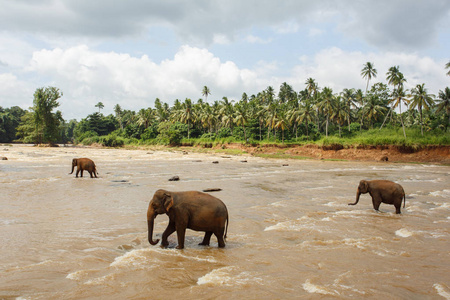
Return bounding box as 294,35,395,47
2,143,449,164
178,144,450,164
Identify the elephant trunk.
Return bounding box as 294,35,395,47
348,189,361,206
69,164,75,174
147,207,160,245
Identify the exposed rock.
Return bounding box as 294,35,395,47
169,176,180,181
1,157,7,160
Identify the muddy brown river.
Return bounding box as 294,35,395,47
0,145,449,299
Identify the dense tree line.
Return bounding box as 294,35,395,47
1,63,449,146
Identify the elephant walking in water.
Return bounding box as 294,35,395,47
147,189,229,249
349,180,406,214
69,158,98,178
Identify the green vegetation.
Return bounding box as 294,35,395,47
1,63,449,148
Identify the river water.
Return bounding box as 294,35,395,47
0,145,449,299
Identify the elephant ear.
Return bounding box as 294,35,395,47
362,180,369,191
163,193,174,212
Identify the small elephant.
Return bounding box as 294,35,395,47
147,189,229,249
348,180,406,214
69,158,98,178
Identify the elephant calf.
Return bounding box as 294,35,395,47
349,180,406,214
69,158,98,178
147,189,229,249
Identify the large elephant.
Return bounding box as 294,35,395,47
69,158,98,178
348,180,406,214
147,189,229,249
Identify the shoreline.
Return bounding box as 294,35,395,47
2,143,450,164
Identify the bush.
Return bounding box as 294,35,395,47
99,134,125,147
217,127,232,138
74,130,98,144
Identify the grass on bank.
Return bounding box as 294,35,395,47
77,127,450,150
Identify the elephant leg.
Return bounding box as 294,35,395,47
89,170,93,178
372,197,381,211
161,222,176,247
394,202,401,214
76,169,80,178
80,169,84,177
214,230,226,248
199,232,213,246
175,225,186,249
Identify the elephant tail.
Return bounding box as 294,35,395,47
403,194,406,208
224,215,229,240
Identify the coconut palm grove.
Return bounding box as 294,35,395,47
1,62,449,147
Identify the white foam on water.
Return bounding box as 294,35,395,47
429,189,450,198
197,266,263,286
110,249,158,270
66,270,94,281
395,228,414,238
146,247,218,263
434,283,450,300
302,279,338,295
270,200,289,207
264,216,313,232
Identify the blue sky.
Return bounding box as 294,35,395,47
0,0,449,120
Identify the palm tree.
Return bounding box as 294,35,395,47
265,102,278,140
363,95,387,128
137,108,155,129
179,98,195,139
299,99,316,139
410,83,435,136
331,96,347,137
436,87,450,131
318,87,334,137
446,61,450,76
95,102,104,113
278,82,295,104
382,67,406,129
234,102,249,141
114,104,123,130
341,88,357,132
390,86,410,139
354,89,365,131
361,62,377,94
219,97,234,133
202,86,211,102
274,109,288,143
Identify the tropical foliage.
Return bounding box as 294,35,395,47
2,63,449,147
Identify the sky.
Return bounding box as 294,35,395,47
0,0,449,121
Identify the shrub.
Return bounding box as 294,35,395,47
99,134,125,147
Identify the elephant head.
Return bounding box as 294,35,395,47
147,189,174,245
69,158,78,174
349,180,369,206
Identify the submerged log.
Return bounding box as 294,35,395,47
203,188,222,192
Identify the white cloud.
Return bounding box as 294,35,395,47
24,45,260,119
245,35,272,44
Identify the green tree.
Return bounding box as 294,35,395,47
363,94,388,129
95,102,104,113
361,62,377,94
436,87,450,131
299,99,316,139
114,104,123,130
22,87,63,144
202,86,211,102
234,102,249,141
318,87,334,137
410,83,435,136
446,61,450,76
390,86,410,139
